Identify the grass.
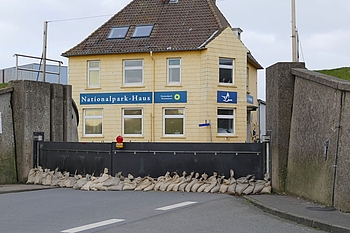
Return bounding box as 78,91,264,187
315,67,350,82
0,83,8,89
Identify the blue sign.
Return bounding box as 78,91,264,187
217,91,237,104
199,123,211,127
80,92,152,105
154,91,187,103
247,94,254,104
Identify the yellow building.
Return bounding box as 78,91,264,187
62,0,262,143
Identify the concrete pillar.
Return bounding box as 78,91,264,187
265,62,305,192
50,84,64,141
9,80,51,183
0,88,17,184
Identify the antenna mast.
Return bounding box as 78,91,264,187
291,0,299,62
42,21,48,82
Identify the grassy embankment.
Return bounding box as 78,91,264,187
315,67,350,82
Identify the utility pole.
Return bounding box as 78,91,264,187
291,0,299,62
42,21,48,82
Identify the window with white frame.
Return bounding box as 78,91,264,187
84,108,103,136
217,108,235,135
168,58,181,84
124,60,143,85
219,58,234,84
164,108,184,136
88,61,100,88
123,108,143,136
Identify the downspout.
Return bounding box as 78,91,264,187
332,90,344,207
150,51,155,142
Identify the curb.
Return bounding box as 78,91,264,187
244,196,350,233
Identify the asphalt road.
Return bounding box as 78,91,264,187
0,188,326,233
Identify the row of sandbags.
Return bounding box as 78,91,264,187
27,167,271,195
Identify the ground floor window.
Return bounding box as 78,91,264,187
164,108,184,136
84,108,103,136
217,108,235,135
123,108,143,136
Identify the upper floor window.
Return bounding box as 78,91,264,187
167,58,181,84
132,25,154,38
164,108,184,136
123,108,143,136
84,108,103,136
124,60,143,85
219,58,234,84
88,61,100,88
246,66,250,92
217,108,235,135
108,26,129,39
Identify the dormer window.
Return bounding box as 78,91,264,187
132,25,154,38
108,26,129,39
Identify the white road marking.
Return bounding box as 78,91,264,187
61,219,125,233
155,201,197,211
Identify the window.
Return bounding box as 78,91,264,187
84,109,103,136
246,67,250,92
219,58,234,84
132,25,153,38
123,108,143,136
164,108,184,136
88,61,100,88
108,26,129,39
217,108,235,135
124,60,143,85
168,58,181,84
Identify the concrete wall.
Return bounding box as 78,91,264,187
9,80,51,183
0,87,17,184
266,63,350,212
266,62,305,192
0,80,79,183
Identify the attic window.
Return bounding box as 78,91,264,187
108,26,129,39
132,25,154,38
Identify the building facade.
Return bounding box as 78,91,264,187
0,63,68,84
62,0,262,143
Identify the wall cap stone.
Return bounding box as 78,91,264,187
292,68,350,92
0,87,13,95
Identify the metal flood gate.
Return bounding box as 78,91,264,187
39,142,267,179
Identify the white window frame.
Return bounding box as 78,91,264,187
88,61,100,88
122,108,143,136
123,59,144,86
167,58,181,84
163,108,185,136
219,58,234,85
217,108,235,136
83,108,103,137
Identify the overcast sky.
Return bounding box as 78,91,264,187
1,0,349,100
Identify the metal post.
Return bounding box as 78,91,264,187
58,62,61,84
209,120,212,143
15,54,18,80
42,21,48,82
291,0,299,62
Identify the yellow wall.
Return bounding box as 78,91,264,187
68,27,258,143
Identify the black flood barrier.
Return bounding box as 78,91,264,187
39,142,112,176
39,142,266,179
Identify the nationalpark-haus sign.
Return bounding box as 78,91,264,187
80,91,188,105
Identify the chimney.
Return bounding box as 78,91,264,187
232,28,243,40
